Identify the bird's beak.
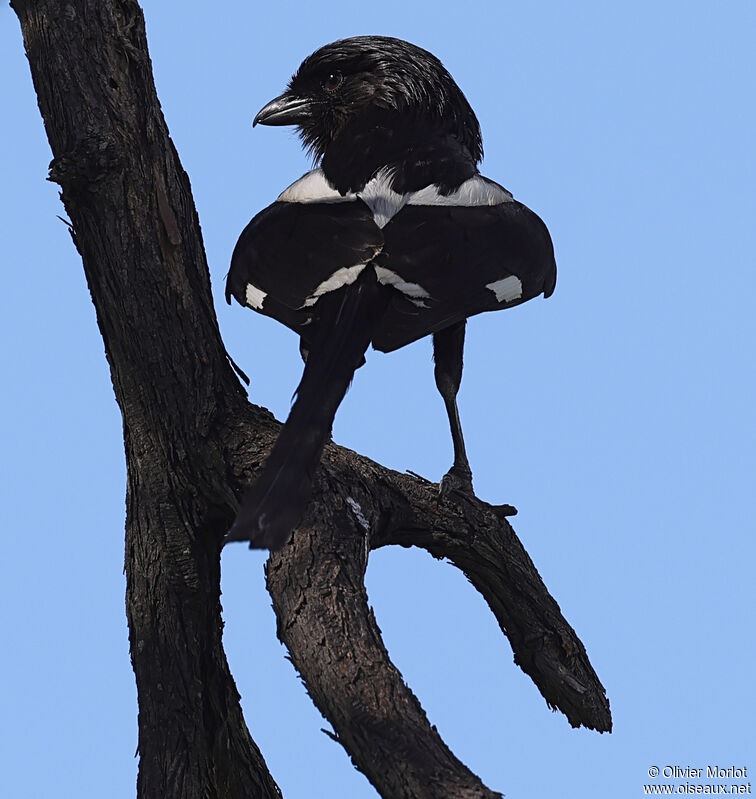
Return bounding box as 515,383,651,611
253,92,312,127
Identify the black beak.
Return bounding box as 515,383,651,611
253,92,312,127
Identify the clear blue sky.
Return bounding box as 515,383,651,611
2,2,754,797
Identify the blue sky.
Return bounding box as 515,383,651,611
2,2,754,797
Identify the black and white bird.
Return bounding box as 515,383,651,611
225,36,556,550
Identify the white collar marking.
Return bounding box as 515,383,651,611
277,169,513,229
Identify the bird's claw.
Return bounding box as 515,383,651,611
439,465,475,500
438,468,518,517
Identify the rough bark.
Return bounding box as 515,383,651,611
11,2,611,798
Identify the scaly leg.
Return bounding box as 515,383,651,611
433,320,474,498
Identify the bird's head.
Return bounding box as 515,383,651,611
253,36,483,173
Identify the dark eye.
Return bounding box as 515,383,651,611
322,71,343,92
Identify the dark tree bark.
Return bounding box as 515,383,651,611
11,2,611,798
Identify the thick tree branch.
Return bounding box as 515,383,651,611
12,2,279,797
261,441,610,799
12,1,610,798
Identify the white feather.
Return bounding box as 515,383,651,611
409,175,513,207
357,169,407,228
374,266,431,302
277,169,352,204
302,263,368,307
245,283,267,309
486,275,522,302
275,169,513,231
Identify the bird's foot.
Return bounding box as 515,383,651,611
437,465,518,518
439,464,475,501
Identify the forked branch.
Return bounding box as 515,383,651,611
263,441,610,799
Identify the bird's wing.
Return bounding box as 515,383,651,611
372,178,557,352
226,190,383,336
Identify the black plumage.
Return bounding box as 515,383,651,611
225,36,557,550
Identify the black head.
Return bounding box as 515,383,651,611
254,36,483,170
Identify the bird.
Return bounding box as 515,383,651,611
224,35,556,551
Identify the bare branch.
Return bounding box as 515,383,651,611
371,471,612,733
261,441,610,798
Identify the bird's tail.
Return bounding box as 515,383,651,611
226,267,389,551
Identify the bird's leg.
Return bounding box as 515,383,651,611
433,320,474,498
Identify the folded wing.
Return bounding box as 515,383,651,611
372,186,557,352
226,170,556,355
225,197,383,338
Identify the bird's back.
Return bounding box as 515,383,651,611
226,168,556,353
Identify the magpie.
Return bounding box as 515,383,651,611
225,36,556,550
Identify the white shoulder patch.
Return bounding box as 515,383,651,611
275,170,512,229
408,175,514,207
355,171,513,227
277,169,354,204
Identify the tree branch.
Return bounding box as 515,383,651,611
11,1,610,797
370,470,611,733
262,442,610,799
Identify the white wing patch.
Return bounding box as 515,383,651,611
302,263,368,307
245,283,267,310
277,169,352,204
375,266,431,307
486,276,522,303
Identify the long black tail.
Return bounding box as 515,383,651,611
226,267,390,550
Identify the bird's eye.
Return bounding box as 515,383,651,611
322,71,343,92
